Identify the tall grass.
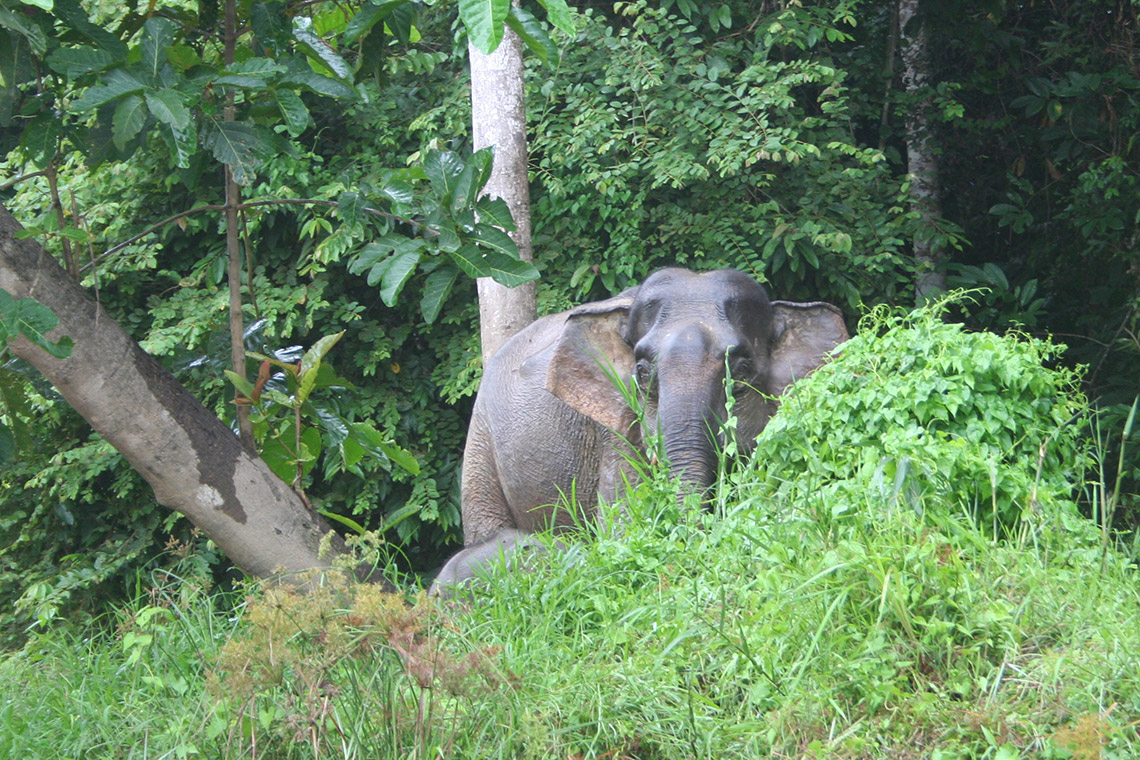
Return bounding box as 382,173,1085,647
3,300,1139,758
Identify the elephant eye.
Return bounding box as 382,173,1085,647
634,360,655,392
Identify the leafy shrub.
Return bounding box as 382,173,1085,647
748,293,1091,535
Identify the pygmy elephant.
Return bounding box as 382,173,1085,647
432,267,847,595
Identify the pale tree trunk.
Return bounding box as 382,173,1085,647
0,205,386,585
469,22,537,367
898,0,946,300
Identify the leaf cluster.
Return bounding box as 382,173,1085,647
750,293,1091,535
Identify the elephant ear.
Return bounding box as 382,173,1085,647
545,291,637,432
768,301,849,397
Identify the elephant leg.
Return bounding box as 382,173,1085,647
428,528,550,598
460,410,513,545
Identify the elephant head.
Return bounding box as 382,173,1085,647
545,268,848,490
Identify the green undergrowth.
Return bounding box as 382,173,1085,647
2,302,1139,759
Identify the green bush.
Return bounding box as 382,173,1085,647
748,293,1091,536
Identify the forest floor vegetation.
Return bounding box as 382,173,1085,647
2,300,1138,759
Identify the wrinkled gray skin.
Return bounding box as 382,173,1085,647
433,268,848,593
429,529,557,597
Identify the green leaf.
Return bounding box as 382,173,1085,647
482,249,539,287
251,1,292,57
0,422,15,466
381,179,413,205
379,245,422,307
145,88,190,130
204,120,271,185
0,6,46,56
450,244,492,278
300,331,344,382
420,265,459,324
344,0,402,44
451,147,494,212
459,0,510,54
468,224,518,257
536,0,574,34
475,196,515,231
0,290,73,359
46,46,115,78
316,508,366,535
71,68,146,111
162,122,197,168
506,5,556,66
273,87,310,136
19,0,53,10
423,149,465,202
19,113,61,165
140,17,176,83
337,191,366,225
385,2,416,44
51,0,127,59
224,370,256,400
278,68,356,99
348,233,408,276
292,16,352,81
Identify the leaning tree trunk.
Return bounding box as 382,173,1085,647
898,0,946,300
0,205,368,582
469,21,537,367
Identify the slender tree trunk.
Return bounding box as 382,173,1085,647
0,204,373,582
469,22,537,367
224,0,254,449
898,0,946,300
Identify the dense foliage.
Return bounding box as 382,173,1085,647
752,295,1090,534
0,0,1138,642
2,309,1137,758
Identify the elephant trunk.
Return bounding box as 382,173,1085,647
656,361,727,493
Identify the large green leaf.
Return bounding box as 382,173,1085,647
537,0,575,34
459,0,509,54
0,6,46,56
506,5,556,66
450,147,494,212
204,120,271,185
111,93,146,150
343,0,403,44
481,249,539,288
279,68,356,99
273,87,310,136
292,16,352,80
145,88,191,130
468,224,519,257
163,121,197,168
51,0,127,59
379,245,422,307
46,46,115,78
19,112,61,165
251,1,291,56
449,244,490,278
420,265,459,324
0,290,73,359
475,196,516,231
140,17,175,84
337,190,366,225
422,149,465,203
71,68,146,111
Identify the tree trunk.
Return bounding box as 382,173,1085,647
224,0,254,450
469,22,537,367
898,0,946,300
0,204,366,582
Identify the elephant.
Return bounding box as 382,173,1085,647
429,529,560,597
432,267,848,594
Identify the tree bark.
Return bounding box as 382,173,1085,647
0,204,361,581
469,23,537,368
224,0,254,450
898,0,946,300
